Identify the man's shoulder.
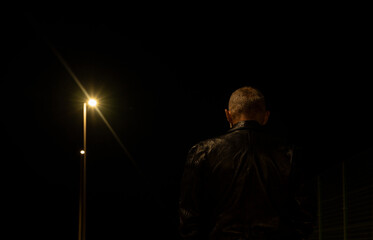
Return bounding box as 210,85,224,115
188,131,235,154
190,136,223,151
185,134,230,167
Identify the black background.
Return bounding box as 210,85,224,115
2,7,371,239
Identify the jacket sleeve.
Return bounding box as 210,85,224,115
179,143,207,240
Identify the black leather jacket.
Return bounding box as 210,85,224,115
179,121,314,240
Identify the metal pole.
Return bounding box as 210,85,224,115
78,152,83,240
317,175,322,240
78,103,87,240
82,102,87,240
342,162,347,240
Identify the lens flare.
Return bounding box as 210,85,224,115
88,99,97,107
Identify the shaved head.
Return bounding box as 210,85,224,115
228,86,267,122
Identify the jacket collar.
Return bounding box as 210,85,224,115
227,120,262,132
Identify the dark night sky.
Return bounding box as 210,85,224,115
2,9,372,239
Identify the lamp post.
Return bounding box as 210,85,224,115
79,99,97,240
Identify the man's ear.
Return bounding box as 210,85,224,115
262,110,270,125
225,109,233,128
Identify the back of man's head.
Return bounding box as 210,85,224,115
228,86,267,123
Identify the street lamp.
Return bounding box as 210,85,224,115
88,99,97,107
78,99,97,240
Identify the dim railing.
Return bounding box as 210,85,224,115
308,148,372,240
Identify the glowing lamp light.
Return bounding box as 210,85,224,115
88,99,97,107
80,150,85,155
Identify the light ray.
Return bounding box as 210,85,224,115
94,107,143,177
49,45,90,100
